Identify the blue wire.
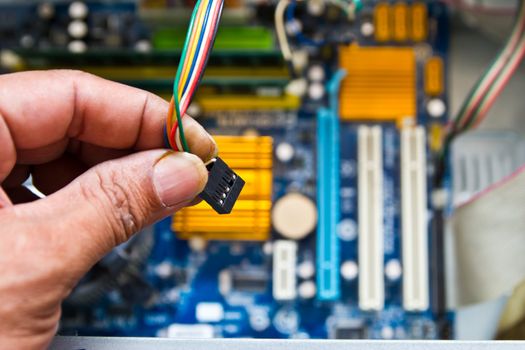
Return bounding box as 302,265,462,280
181,0,213,97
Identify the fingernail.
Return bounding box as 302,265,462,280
153,153,208,207
183,117,219,162
208,133,219,160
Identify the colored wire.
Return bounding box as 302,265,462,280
470,33,525,128
457,0,525,130
445,0,525,141
436,0,525,186
167,0,224,152
275,0,293,62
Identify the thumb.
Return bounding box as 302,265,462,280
12,150,207,277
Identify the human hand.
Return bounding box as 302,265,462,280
0,70,217,349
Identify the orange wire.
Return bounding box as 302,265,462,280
166,97,178,150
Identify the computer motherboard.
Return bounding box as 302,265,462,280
0,0,452,340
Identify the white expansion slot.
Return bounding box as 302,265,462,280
358,126,384,311
401,126,429,311
273,240,297,300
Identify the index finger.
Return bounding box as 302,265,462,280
0,70,217,181
0,70,166,152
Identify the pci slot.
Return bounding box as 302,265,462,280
358,126,384,311
316,107,341,301
273,240,298,300
401,127,429,311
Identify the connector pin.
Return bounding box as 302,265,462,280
199,157,245,214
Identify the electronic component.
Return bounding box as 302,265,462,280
411,2,428,42
297,281,316,299
174,200,270,241
231,269,268,293
373,3,390,42
272,193,317,240
195,302,225,323
153,26,275,51
65,227,155,306
358,126,384,311
198,157,245,214
331,321,366,339
219,268,269,295
275,142,295,163
373,2,428,43
339,45,416,127
393,2,409,42
174,135,272,240
14,0,454,340
340,260,359,281
429,123,445,152
164,324,215,338
195,94,300,112
297,260,315,280
401,126,429,311
316,72,344,301
272,240,298,301
384,259,403,282
427,99,447,119
424,57,445,97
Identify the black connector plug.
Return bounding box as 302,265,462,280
199,157,245,214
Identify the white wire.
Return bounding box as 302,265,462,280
180,1,222,112
477,31,525,116
455,0,525,127
275,0,293,61
175,126,184,152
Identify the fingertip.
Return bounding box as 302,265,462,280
153,152,208,207
181,116,219,162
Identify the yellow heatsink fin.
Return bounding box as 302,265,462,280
173,135,273,241
411,3,428,42
175,200,271,241
339,45,417,127
374,3,392,43
393,2,409,42
424,57,444,96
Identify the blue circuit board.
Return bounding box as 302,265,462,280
57,0,452,341
60,120,449,339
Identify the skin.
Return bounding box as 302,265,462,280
0,70,218,350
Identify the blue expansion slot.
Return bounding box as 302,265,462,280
316,70,346,301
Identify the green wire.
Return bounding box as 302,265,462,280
438,0,524,177
174,93,190,152
172,0,204,153
452,61,494,130
464,1,525,130
453,0,525,133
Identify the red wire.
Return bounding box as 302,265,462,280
180,0,222,115
167,98,180,151
472,41,525,128
459,9,525,129
168,1,223,151
169,124,180,151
